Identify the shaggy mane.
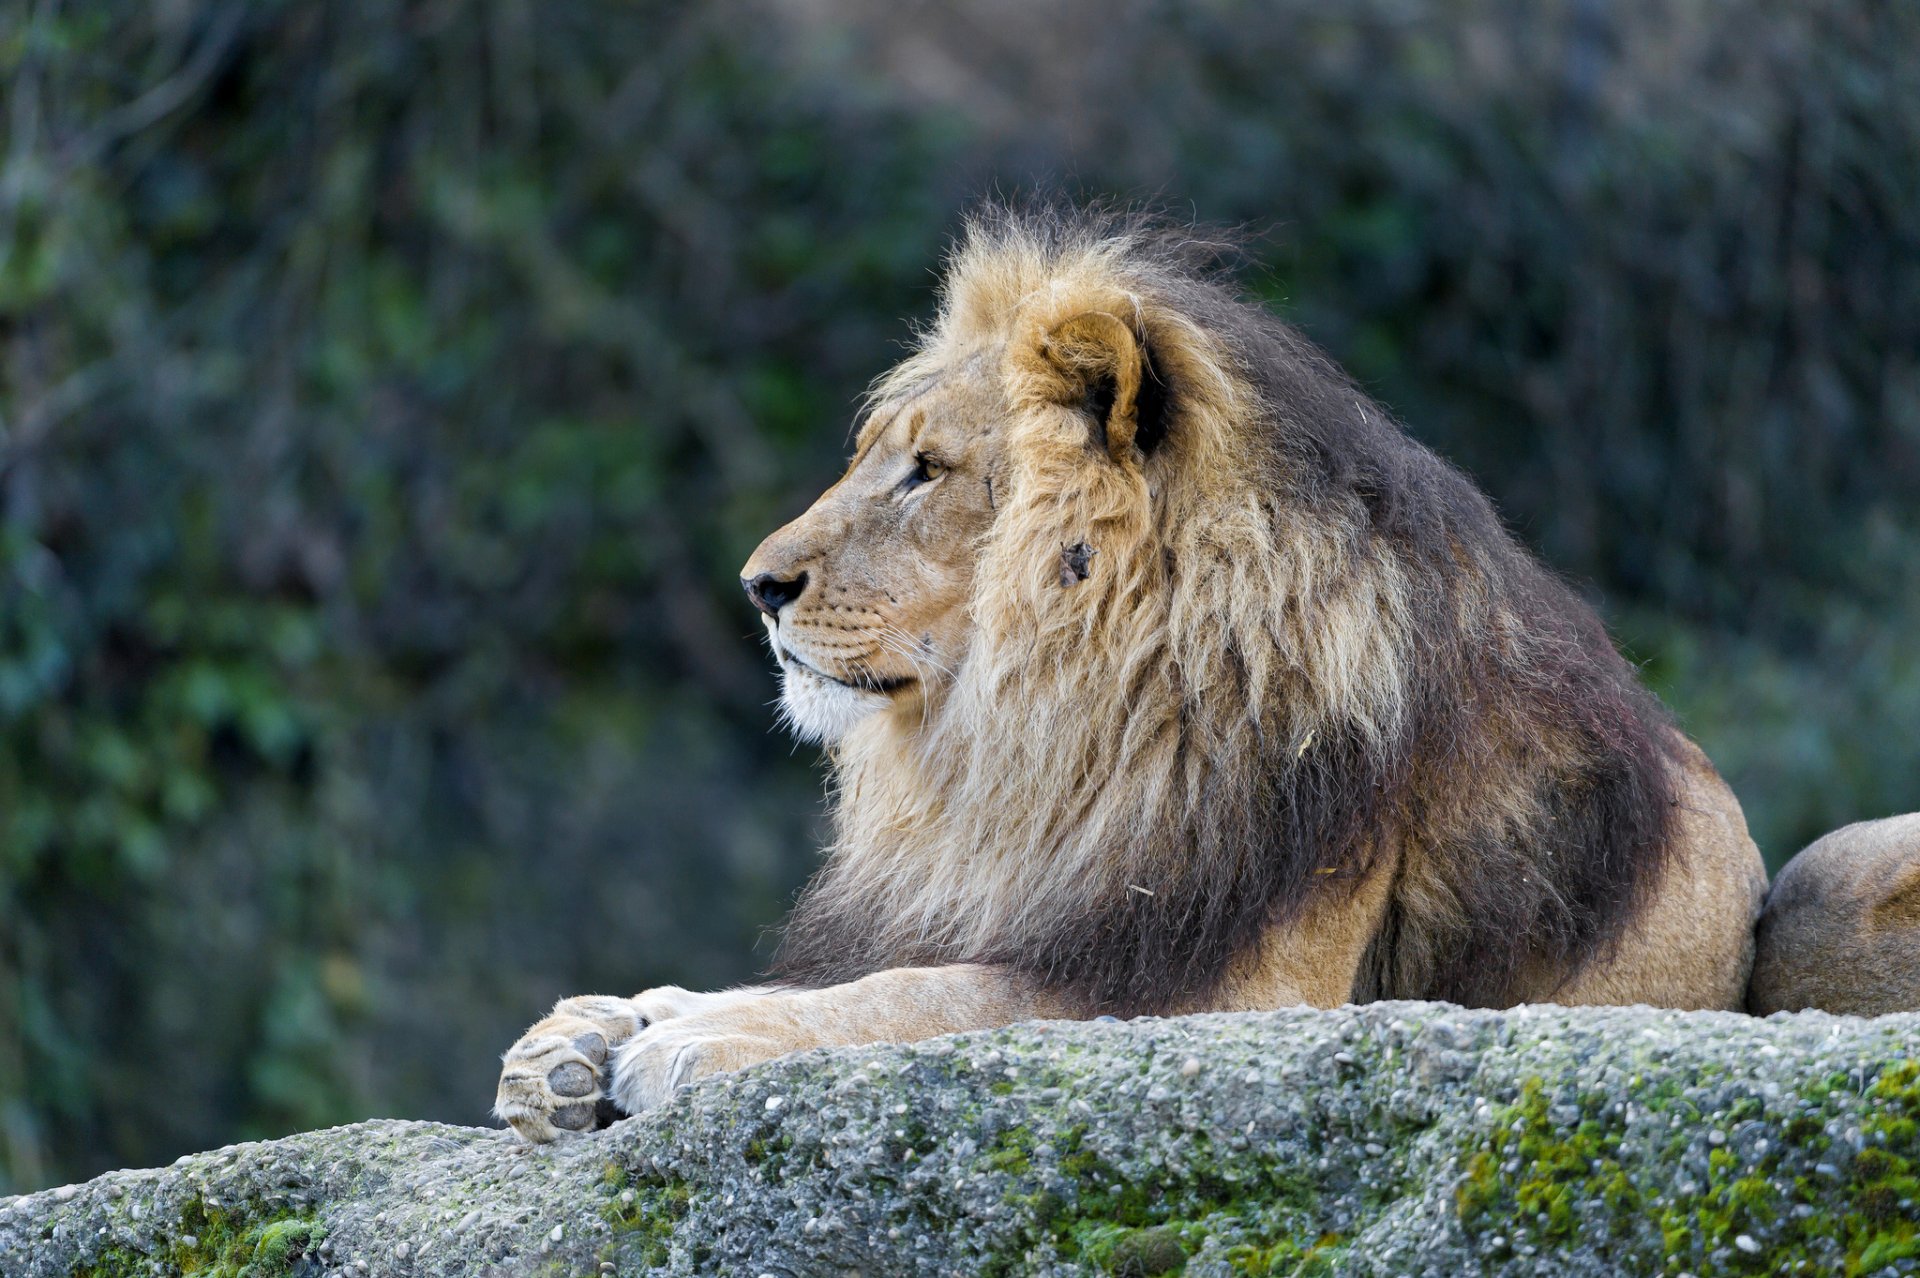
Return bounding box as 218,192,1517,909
773,204,1678,1014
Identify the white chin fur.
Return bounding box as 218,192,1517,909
777,661,888,744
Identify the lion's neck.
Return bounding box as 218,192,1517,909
819,695,1115,966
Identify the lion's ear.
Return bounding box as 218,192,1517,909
1040,311,1167,462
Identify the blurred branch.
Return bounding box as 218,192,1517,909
71,4,249,163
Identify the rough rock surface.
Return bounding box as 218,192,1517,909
6,1002,1920,1277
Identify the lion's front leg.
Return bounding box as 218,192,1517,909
611,963,1070,1112
494,986,770,1142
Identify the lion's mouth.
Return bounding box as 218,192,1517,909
779,647,915,696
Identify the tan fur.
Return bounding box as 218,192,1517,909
1207,848,1400,1012
1534,739,1765,1009
494,211,1771,1143
1749,813,1920,1017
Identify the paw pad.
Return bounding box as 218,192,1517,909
549,1062,596,1098
550,1103,597,1131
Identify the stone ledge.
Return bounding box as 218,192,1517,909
5,1002,1918,1276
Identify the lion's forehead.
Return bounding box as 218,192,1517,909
857,349,1006,450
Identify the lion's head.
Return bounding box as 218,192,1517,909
742,215,1354,745
739,365,1006,745
747,205,1678,1014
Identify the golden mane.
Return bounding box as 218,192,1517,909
775,206,1678,1013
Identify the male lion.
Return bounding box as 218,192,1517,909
495,206,1767,1142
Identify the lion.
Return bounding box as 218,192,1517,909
1749,815,1920,1016
494,205,1768,1142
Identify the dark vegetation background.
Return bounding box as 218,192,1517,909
2,0,1916,1192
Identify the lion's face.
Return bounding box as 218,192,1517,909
741,358,1007,743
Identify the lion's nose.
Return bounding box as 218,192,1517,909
743,571,808,618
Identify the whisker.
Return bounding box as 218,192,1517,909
876,623,955,677
868,624,950,731
876,633,945,691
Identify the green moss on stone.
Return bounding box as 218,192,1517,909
1456,1060,1920,1275
1086,1223,1188,1276
981,1123,1036,1177
1222,1233,1344,1277
71,1197,323,1278
977,1120,1341,1275
598,1165,696,1271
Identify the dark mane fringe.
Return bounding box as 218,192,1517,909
1223,286,1680,1007
772,203,1678,1013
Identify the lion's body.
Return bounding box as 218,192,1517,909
495,206,1771,1143
769,208,1764,1014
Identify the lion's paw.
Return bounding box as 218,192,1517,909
495,987,772,1142
609,1017,788,1113
494,995,651,1143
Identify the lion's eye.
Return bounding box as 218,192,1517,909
904,454,946,490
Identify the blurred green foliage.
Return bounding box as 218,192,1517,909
1,0,1915,1192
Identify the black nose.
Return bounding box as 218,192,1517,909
743,571,808,618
